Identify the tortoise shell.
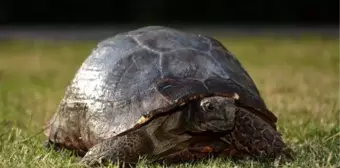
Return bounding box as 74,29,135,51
45,26,277,152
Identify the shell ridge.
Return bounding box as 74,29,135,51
159,53,164,78
128,34,161,55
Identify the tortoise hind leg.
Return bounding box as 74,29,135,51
80,129,154,167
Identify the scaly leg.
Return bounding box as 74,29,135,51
221,108,294,162
80,129,154,167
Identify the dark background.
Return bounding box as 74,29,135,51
0,0,339,26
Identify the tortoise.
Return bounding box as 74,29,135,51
43,26,292,167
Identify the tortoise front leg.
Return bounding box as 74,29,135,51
80,130,154,167
220,107,294,162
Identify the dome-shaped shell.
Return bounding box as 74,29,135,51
45,26,277,151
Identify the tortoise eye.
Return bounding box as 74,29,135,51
202,102,215,112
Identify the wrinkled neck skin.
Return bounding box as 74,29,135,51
141,109,191,159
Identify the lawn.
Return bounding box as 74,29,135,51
0,35,339,168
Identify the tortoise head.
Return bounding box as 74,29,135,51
186,95,237,133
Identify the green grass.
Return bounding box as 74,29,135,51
0,36,339,168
